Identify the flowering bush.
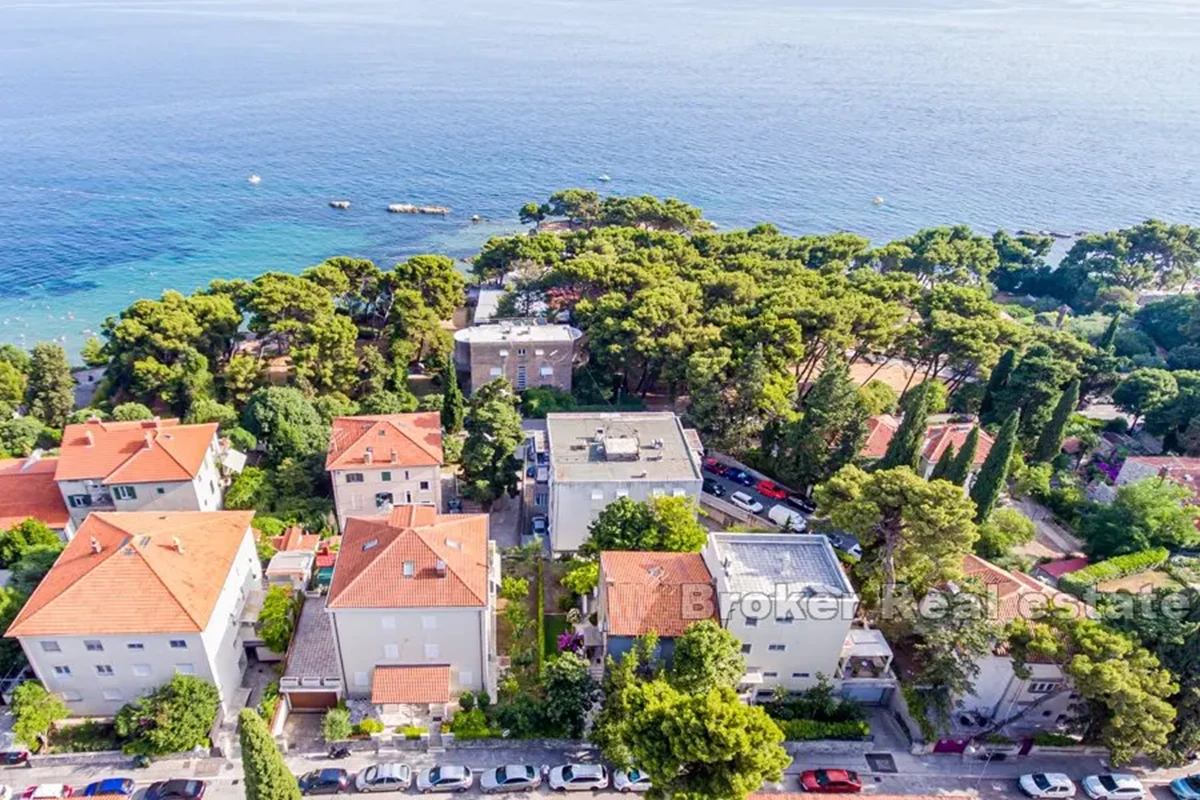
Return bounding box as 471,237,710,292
557,631,584,654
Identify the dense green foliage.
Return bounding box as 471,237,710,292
1059,548,1170,597
238,709,302,800
114,675,220,755
258,587,300,654
579,496,707,556
669,620,746,695
1082,479,1200,557
460,379,523,505
11,681,68,749
969,411,1019,523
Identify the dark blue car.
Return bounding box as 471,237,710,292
722,467,755,486
82,779,135,797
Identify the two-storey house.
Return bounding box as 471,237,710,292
325,505,499,725
860,416,995,482
55,418,229,529
453,321,582,394
545,412,703,552
5,511,261,717
326,413,443,531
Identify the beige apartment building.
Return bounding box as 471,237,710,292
326,413,444,531
453,321,582,394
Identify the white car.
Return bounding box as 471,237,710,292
416,765,474,794
480,764,541,794
355,763,412,792
548,764,609,792
1082,775,1145,800
1020,773,1078,798
729,491,764,514
613,769,652,793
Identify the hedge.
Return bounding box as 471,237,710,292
1059,547,1169,597
776,719,870,741
1033,731,1079,747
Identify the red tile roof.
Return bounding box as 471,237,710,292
56,418,217,484
1035,556,1091,580
371,664,450,704
961,554,1089,625
0,457,70,530
599,551,714,637
326,413,443,471
6,510,255,637
327,506,489,609
860,415,899,459
270,526,321,553
859,416,994,468
1118,456,1200,502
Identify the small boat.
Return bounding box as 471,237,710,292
598,173,611,182
247,174,261,185
470,214,482,223
873,196,884,205
329,200,351,209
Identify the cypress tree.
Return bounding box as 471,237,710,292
970,412,1019,523
929,442,956,481
440,353,465,434
238,709,301,800
980,348,1017,418
1099,313,1120,352
945,426,980,486
879,381,931,471
1033,379,1080,464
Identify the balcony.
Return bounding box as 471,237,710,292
839,627,895,682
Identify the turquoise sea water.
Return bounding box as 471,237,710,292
1,0,1199,352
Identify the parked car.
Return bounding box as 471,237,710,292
1170,775,1200,800
81,779,135,797
799,769,863,794
0,750,29,767
1020,773,1078,798
417,765,474,794
355,763,412,793
21,787,72,800
767,504,808,532
549,764,609,792
824,532,863,559
722,467,755,486
756,479,787,499
785,493,817,514
613,769,653,793
702,457,727,474
2,787,13,800
144,782,205,800
729,491,764,514
480,764,541,794
531,516,548,536
1082,775,1145,800
702,477,725,497
297,770,350,796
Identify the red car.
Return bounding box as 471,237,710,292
799,769,863,794
702,457,727,475
755,479,788,500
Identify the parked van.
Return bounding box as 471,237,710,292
767,504,807,532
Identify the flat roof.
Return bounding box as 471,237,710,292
283,596,340,681
454,322,581,344
546,412,702,483
708,533,855,597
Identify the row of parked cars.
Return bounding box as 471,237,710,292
2,779,205,800
298,762,650,794
1017,772,1168,800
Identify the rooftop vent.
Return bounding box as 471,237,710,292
363,539,380,552
171,536,184,554
647,565,664,579
364,447,374,464
445,538,462,551
139,535,151,548
435,559,447,577
20,450,43,471
83,430,94,447
603,435,641,462
402,560,414,577
90,537,102,554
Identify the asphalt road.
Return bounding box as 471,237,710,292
700,460,794,520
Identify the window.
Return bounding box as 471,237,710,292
381,616,396,630
61,689,82,702
534,494,547,507
346,473,364,483
424,643,439,659
539,366,553,377
68,495,91,508
1029,681,1060,694
176,664,195,675
103,688,123,702
590,490,603,501
404,491,412,503
127,642,144,650
516,365,527,390
209,481,215,494
40,641,60,653
517,348,527,357
651,488,664,497
422,616,437,630
384,644,399,659
744,617,758,627
375,492,394,508
355,672,368,687
460,670,473,686
489,367,502,377
381,471,392,482
113,485,137,501
53,665,72,677
498,349,509,358
404,470,410,480
419,481,430,491
763,671,779,678
84,640,103,652
132,664,152,677
169,639,187,649
792,672,810,679
615,489,629,498
768,644,787,652
156,487,165,495
403,561,414,577
672,489,686,497
95,665,114,676
741,644,752,654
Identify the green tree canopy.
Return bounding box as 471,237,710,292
1082,478,1200,558
112,402,154,421
258,587,300,654
11,681,68,749
391,254,466,321
460,379,523,506
579,496,707,556
114,674,221,755
975,508,1036,559
0,518,62,568
669,620,746,695
1033,378,1080,463
238,708,302,800
25,343,74,428
969,411,1019,523
1113,368,1179,428
540,651,601,739
878,382,932,471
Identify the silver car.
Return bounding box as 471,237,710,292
416,765,474,794
613,769,652,793
548,764,608,792
480,764,541,794
355,763,412,793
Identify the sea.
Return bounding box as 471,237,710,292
1,0,1199,353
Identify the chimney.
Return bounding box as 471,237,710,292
143,432,154,449
172,536,184,554
390,449,398,464
435,559,447,578
364,447,374,464
90,537,102,554
84,430,94,447
20,450,43,471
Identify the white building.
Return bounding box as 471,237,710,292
545,412,703,552
54,418,235,529
325,505,499,725
5,511,261,717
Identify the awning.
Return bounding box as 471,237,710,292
840,627,893,660
371,665,451,705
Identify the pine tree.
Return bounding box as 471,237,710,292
440,353,465,434
25,342,74,429
945,426,980,486
778,353,868,490
970,412,1019,523
879,381,931,471
980,348,1017,418
929,442,957,481
1099,313,1120,352
238,709,301,800
1034,379,1080,464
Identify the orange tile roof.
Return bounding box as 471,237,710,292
55,418,217,484
325,413,443,471
599,551,714,637
859,416,994,468
961,554,1090,625
860,415,900,459
0,457,70,530
270,526,321,553
371,664,450,704
5,510,255,637
327,506,489,609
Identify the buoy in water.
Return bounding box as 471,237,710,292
873,196,884,206
248,174,262,185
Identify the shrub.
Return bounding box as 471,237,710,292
114,675,220,755
257,681,280,722
1059,548,1169,597
353,718,384,735
396,726,424,740
1103,417,1130,434
449,708,493,739
322,708,351,743
458,691,476,712
1033,731,1080,747
48,721,121,754
11,681,68,749
475,691,491,711
776,719,870,741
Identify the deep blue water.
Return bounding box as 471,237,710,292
1,0,1199,352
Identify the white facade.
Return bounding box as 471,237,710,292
959,655,1077,733
330,465,441,531
16,530,260,717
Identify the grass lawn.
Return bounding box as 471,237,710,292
1095,569,1182,594
543,613,570,659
